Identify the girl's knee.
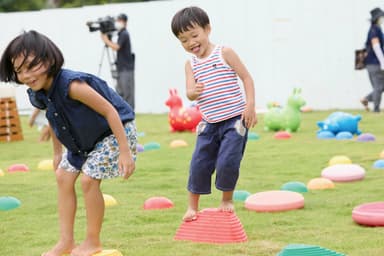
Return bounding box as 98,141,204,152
80,174,100,193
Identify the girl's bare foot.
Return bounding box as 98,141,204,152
219,200,234,212
70,240,101,256
183,207,198,222
41,240,75,256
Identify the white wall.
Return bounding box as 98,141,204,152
0,0,382,113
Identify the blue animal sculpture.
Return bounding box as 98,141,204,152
264,88,306,132
317,112,362,135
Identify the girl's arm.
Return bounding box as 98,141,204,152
185,60,204,101
68,80,134,179
50,126,63,170
222,47,257,128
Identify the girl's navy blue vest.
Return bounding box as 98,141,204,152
28,69,134,169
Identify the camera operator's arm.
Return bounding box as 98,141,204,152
101,34,120,51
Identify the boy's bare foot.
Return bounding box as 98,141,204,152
183,207,198,222
219,200,234,212
70,240,101,256
41,240,75,256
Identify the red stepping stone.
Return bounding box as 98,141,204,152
7,164,29,172
174,208,247,243
352,202,384,226
143,196,174,210
274,131,292,139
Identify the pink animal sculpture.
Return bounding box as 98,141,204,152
165,88,202,132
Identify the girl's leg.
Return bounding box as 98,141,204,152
183,192,200,221
71,175,103,256
42,168,79,256
219,190,234,212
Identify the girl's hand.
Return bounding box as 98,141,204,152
241,106,258,129
118,151,135,179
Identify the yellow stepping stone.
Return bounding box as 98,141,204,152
93,249,123,256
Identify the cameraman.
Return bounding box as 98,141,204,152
101,13,135,110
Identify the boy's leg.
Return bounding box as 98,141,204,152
42,168,78,256
183,192,200,221
71,175,103,256
216,118,248,212
219,190,234,212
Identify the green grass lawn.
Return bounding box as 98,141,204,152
1,110,384,255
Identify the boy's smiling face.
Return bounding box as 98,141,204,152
177,23,212,58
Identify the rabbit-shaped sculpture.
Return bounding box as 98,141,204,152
165,88,202,132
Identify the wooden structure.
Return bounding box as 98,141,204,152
0,97,23,142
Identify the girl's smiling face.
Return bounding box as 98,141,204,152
177,23,213,58
13,54,52,91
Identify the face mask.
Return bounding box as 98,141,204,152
115,22,124,30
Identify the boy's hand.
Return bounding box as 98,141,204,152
194,82,204,97
242,106,257,129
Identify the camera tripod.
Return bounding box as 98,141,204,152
97,44,118,80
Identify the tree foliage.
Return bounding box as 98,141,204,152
0,0,148,12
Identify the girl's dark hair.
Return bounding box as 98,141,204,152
0,30,64,84
171,6,210,37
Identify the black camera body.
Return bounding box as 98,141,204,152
86,16,116,34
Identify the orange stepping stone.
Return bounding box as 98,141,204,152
174,208,247,243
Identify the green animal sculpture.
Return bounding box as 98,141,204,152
264,88,306,132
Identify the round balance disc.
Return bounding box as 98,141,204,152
37,159,53,171
0,196,21,211
280,181,308,193
328,155,351,166
7,163,29,172
321,164,365,182
352,202,384,226
274,131,291,139
170,139,188,148
245,190,304,212
307,178,335,190
373,159,384,169
93,249,123,256
103,194,118,207
143,196,173,210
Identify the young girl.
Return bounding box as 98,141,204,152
29,108,51,142
171,6,257,221
0,30,137,256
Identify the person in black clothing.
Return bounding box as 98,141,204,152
361,8,384,112
102,13,135,110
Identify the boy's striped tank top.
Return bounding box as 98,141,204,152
190,45,245,123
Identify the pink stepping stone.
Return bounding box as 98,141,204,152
245,190,304,212
352,202,384,226
321,164,365,182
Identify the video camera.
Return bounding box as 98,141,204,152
86,16,116,34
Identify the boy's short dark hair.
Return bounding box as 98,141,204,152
0,30,64,84
171,6,210,37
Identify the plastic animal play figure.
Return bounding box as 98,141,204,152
165,88,202,132
317,112,362,135
264,88,306,132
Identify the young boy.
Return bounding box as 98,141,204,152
171,6,257,221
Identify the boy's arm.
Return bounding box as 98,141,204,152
185,60,204,101
222,47,257,128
